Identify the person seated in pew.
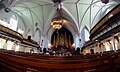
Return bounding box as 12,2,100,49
43,48,47,54
74,47,80,55
90,49,94,54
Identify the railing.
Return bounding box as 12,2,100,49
90,4,120,40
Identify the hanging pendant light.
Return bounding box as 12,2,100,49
51,0,64,29
51,16,63,29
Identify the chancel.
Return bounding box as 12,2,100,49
0,0,120,72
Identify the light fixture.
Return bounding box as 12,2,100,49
51,17,63,29
51,0,63,29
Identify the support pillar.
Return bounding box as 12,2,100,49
112,34,116,51
97,41,101,53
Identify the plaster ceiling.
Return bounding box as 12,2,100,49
0,0,120,41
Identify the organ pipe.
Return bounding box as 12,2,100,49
69,35,71,46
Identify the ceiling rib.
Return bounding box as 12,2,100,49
11,10,27,31
21,3,34,28
41,6,44,32
13,9,31,27
91,4,116,26
89,0,94,29
79,1,101,29
75,0,80,30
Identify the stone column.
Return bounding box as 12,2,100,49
97,41,101,53
112,34,116,51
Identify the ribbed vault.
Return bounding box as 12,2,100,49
0,0,119,44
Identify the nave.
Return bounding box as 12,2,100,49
0,0,120,72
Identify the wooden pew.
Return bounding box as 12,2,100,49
0,50,112,72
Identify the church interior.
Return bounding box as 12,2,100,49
0,0,120,72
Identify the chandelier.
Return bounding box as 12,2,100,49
51,0,63,29
51,16,63,29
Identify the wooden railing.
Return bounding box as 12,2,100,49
0,25,23,41
90,4,120,40
22,38,39,48
0,24,39,49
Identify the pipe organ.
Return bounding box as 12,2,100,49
51,27,73,50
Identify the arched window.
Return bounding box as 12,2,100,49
0,38,6,49
84,26,90,42
10,15,18,31
7,40,14,50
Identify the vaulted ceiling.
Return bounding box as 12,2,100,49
0,0,120,41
